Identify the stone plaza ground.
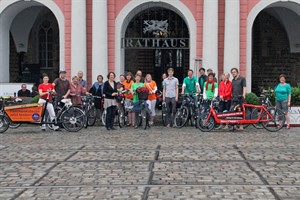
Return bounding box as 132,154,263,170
0,124,300,200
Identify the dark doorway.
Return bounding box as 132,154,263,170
124,7,190,85
9,7,59,83
252,9,300,93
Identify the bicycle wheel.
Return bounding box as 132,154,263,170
174,106,189,128
9,121,21,129
141,109,149,130
161,103,167,126
118,108,125,128
87,106,97,126
261,108,285,132
101,110,107,126
61,107,85,132
0,115,9,133
197,112,215,132
250,108,263,129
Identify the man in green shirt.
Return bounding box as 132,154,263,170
181,69,200,94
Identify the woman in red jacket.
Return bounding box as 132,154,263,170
217,72,232,130
219,72,232,112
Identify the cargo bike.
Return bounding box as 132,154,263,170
0,91,86,133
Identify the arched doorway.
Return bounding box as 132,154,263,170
123,7,189,85
248,1,300,93
0,0,64,83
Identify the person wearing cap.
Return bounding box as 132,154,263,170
206,68,218,82
53,70,71,103
198,68,207,94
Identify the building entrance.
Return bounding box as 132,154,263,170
123,7,190,85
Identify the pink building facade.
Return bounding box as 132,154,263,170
1,0,300,91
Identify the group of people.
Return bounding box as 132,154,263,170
162,67,291,130
102,70,158,130
18,65,291,131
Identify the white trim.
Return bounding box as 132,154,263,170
92,0,108,83
247,0,300,92
223,0,240,74
115,0,197,79
202,0,218,77
0,0,65,82
71,0,87,79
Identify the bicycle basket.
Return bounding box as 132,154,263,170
124,99,133,110
137,87,149,100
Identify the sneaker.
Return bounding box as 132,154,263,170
40,124,46,131
222,125,228,130
52,125,59,131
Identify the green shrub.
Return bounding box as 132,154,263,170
291,87,300,106
30,95,40,103
245,92,259,105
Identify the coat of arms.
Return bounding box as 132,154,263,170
143,20,169,37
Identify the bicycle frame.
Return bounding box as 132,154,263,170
206,102,275,125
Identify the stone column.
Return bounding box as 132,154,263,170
71,0,87,78
223,0,240,73
202,0,218,76
92,0,108,83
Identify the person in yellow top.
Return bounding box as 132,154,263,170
145,74,157,125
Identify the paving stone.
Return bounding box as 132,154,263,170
0,125,300,199
0,163,54,187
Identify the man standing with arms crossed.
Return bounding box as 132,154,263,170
163,68,179,128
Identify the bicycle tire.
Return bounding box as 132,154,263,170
118,108,126,128
9,121,21,129
87,106,97,126
0,114,9,133
141,109,148,130
174,106,189,128
261,108,285,132
197,112,215,132
61,106,85,132
161,103,168,126
250,108,263,129
101,110,106,126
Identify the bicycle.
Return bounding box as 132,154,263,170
197,98,285,132
0,97,22,129
81,95,97,128
0,91,86,133
136,100,150,129
174,93,201,128
250,91,274,129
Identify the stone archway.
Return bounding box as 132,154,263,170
247,0,300,92
0,0,64,83
123,6,190,84
115,0,196,79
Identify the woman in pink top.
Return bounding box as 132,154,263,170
70,76,88,105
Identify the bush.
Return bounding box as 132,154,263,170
245,92,259,105
291,87,300,106
30,95,40,103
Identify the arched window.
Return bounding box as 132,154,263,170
39,20,53,68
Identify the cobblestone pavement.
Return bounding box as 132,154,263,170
0,124,300,199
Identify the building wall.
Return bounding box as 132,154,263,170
3,0,300,89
